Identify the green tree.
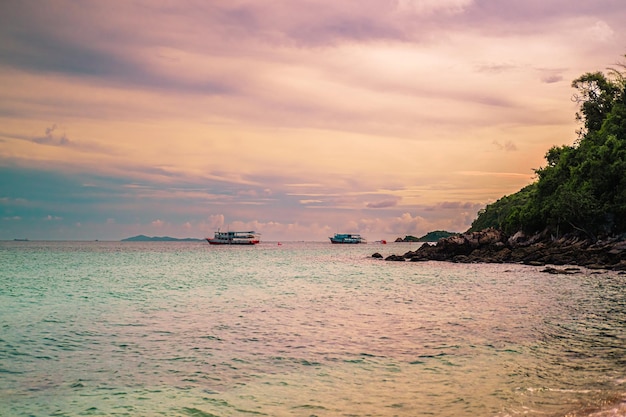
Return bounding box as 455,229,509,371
469,57,626,239
571,71,620,138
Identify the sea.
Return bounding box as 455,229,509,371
1,240,625,417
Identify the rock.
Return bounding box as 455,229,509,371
541,267,581,274
385,254,406,262
373,229,626,268
612,260,626,270
452,255,470,263
586,264,608,270
372,252,383,259
507,231,527,246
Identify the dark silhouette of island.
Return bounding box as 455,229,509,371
395,231,458,242
121,235,203,242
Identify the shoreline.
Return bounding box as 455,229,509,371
374,228,626,272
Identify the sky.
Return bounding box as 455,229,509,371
0,1,625,242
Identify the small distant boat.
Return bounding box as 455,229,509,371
206,230,260,245
329,233,366,244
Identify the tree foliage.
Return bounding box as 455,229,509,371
469,57,626,240
571,71,621,137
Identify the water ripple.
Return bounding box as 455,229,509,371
1,241,625,416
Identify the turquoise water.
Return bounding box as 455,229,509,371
1,241,625,417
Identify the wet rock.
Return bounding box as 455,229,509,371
385,254,406,262
586,264,608,270
612,260,626,270
374,228,626,269
541,267,582,274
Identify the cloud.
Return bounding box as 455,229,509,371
476,62,519,74
3,216,21,221
32,124,70,146
586,20,614,42
151,219,165,227
431,201,483,210
395,0,472,16
492,140,518,152
300,199,323,205
208,214,225,230
1,1,625,241
366,198,401,209
540,73,563,84
0,196,28,205
238,188,272,198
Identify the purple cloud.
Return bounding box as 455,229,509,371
32,125,70,146
366,198,400,209
541,74,564,84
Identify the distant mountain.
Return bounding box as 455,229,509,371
121,235,203,242
395,231,459,242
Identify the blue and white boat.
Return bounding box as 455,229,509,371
329,233,366,244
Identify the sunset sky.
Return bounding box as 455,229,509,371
1,1,625,241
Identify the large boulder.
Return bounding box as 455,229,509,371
376,229,626,269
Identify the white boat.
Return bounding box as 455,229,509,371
206,230,260,245
329,233,366,244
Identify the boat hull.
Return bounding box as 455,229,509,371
206,230,260,245
206,238,260,245
329,234,366,244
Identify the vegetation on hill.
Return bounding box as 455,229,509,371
397,231,458,242
417,230,458,242
469,58,626,241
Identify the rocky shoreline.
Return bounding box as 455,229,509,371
373,228,626,272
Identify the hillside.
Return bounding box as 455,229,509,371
469,60,626,241
396,231,458,242
121,235,203,242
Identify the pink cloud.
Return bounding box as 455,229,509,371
151,219,165,227
366,198,401,209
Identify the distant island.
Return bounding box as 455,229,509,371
395,230,458,242
121,235,204,242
